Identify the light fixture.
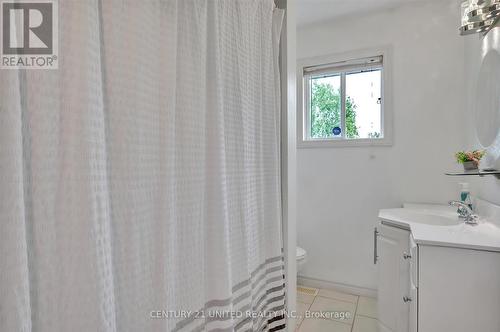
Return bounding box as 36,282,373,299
460,0,500,35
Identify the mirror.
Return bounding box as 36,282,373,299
474,49,500,148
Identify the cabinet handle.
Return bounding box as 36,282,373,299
403,296,412,303
374,227,379,265
403,251,412,259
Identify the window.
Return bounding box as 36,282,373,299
298,48,392,147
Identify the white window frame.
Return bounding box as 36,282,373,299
297,46,393,148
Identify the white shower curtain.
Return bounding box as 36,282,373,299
0,1,285,331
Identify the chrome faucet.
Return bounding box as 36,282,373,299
448,201,478,225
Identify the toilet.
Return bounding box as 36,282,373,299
296,246,307,272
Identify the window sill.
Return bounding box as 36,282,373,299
297,137,393,149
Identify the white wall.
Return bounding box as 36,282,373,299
464,28,500,206
297,0,466,291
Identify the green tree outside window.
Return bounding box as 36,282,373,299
310,82,359,139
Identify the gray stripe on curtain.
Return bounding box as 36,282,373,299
186,296,286,332
172,255,285,332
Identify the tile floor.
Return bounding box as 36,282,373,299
296,286,378,332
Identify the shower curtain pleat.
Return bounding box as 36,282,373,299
0,1,285,331
0,69,32,332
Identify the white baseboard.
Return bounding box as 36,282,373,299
297,275,377,298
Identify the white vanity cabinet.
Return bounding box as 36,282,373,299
418,245,500,332
375,223,411,332
376,220,500,332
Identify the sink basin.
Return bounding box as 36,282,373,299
379,200,500,255
382,208,463,226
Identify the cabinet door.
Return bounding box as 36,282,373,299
377,223,410,332
419,246,500,332
409,284,417,332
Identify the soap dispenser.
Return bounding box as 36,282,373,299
459,182,473,210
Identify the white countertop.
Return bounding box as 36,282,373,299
378,203,500,252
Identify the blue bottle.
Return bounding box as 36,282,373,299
459,182,473,210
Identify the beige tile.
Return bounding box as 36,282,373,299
318,288,359,304
297,292,315,305
296,301,311,327
299,318,352,332
352,315,378,332
309,296,356,325
357,296,377,319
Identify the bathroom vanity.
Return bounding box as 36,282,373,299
376,202,500,332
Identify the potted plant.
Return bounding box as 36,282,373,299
455,150,485,171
